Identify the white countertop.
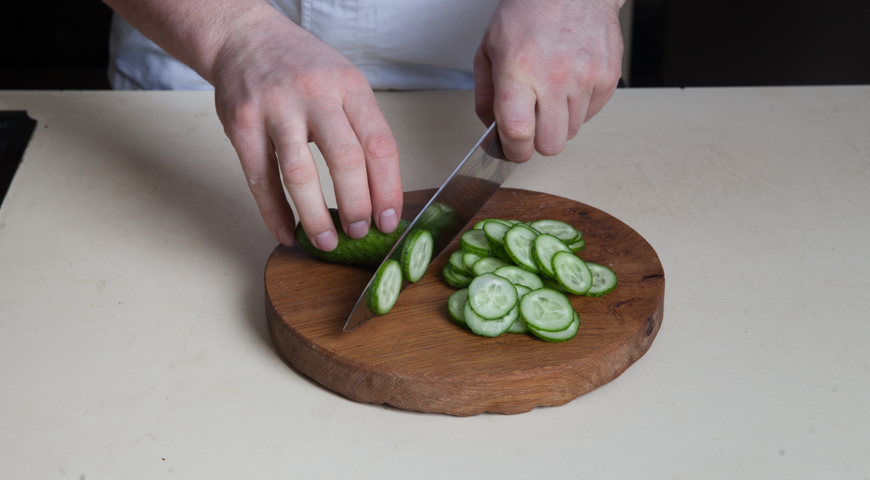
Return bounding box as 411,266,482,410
1,87,868,478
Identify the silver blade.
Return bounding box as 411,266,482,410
343,122,515,331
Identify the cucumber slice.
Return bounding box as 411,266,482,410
447,289,469,327
504,223,541,274
552,251,592,295
506,284,531,333
464,302,517,337
568,238,585,253
468,273,518,320
519,288,574,332
528,311,580,342
529,219,580,244
462,252,482,273
584,263,618,297
493,265,545,290
471,257,511,276
366,259,403,315
542,278,569,293
474,218,514,230
449,249,470,275
401,229,434,283
533,234,572,279
460,229,492,257
483,221,513,262
443,263,472,288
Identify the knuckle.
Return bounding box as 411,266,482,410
364,133,398,163
246,174,280,198
325,142,365,172
500,120,536,141
226,102,260,132
280,156,320,187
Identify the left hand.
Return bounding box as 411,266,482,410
474,0,625,162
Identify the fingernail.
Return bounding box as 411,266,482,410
378,208,398,233
347,220,369,239
314,230,338,252
276,226,294,247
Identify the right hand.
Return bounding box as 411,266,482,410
210,8,403,251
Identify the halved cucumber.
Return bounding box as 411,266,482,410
585,263,618,297
533,234,572,279
552,251,592,295
471,257,511,276
447,289,469,326
528,310,580,342
519,288,574,332
504,223,541,274
493,265,545,290
529,219,581,244
401,229,434,283
467,273,518,320
460,229,492,257
464,302,517,337
367,259,402,315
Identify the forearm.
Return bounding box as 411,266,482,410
102,0,287,84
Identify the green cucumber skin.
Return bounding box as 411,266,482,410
295,209,410,268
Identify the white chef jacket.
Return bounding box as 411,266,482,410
109,0,501,91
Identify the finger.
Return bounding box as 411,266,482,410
493,77,537,163
567,87,592,140
225,113,297,247
585,79,619,123
473,44,496,127
534,90,570,156
309,108,373,240
344,93,404,234
269,120,338,251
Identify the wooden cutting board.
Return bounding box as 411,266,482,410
265,188,665,416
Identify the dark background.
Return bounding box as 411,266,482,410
0,0,869,90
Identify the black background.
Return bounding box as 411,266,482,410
0,0,868,89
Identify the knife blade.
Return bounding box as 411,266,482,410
343,121,516,332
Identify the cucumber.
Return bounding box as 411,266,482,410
401,229,434,283
462,252,482,273
467,273,518,320
443,263,473,288
449,249,470,275
584,263,618,297
464,302,518,337
506,285,532,333
504,223,541,274
528,311,580,342
568,238,585,253
471,257,511,276
295,209,410,268
519,288,574,332
460,229,492,257
529,219,580,244
493,265,544,290
474,218,514,230
366,259,403,315
533,234,572,279
552,251,592,295
482,221,513,262
447,289,469,327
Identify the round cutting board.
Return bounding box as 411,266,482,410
265,188,665,416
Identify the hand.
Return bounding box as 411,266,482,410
211,8,403,251
474,0,625,162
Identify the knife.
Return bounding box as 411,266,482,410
343,121,517,331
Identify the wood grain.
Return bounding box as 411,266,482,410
265,188,665,416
